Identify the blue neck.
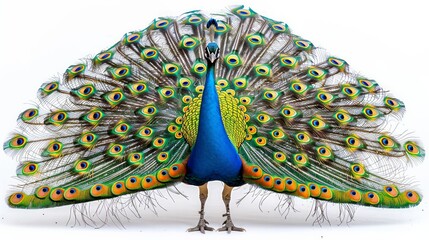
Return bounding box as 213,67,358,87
197,62,225,139
185,60,243,186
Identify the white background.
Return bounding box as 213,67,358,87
0,0,428,239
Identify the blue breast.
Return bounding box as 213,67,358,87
184,61,244,186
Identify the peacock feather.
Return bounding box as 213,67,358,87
3,5,425,233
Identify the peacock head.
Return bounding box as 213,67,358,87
205,42,220,64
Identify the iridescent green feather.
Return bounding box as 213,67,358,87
4,7,423,213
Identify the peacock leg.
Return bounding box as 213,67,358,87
187,183,214,233
217,184,245,233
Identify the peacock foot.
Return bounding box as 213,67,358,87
187,211,214,234
217,212,245,233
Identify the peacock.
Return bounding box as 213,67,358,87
4,6,425,233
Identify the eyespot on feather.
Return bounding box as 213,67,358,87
35,186,51,199
358,78,378,92
225,52,243,68
273,177,285,192
154,19,172,29
319,186,333,200
292,152,309,167
82,108,104,125
253,174,274,189
41,81,59,95
341,84,361,99
247,125,257,135
64,187,80,200
308,183,321,197
73,160,91,175
284,177,298,192
135,126,154,139
127,152,144,166
66,64,86,79
315,91,335,106
383,185,399,197
20,108,39,122
123,32,141,45
94,51,113,64
158,87,175,99
142,175,163,190
163,62,181,77
279,55,299,69
156,168,172,183
404,141,424,157
107,143,126,158
253,136,267,147
270,129,286,141
362,105,381,120
297,184,310,199
364,191,380,205
191,61,207,77
242,161,263,179
350,163,366,180
273,151,286,163
141,47,159,61
280,105,301,120
111,120,132,137
73,84,96,100
253,64,272,77
43,140,63,158
315,145,334,161
333,109,353,125
153,137,167,148
175,131,183,139
307,67,327,80
137,105,158,118
47,111,68,125
90,184,109,198
327,57,347,70
125,176,142,190
290,81,310,95
111,181,127,196
103,89,126,107
256,113,272,124
127,81,148,96
308,116,328,131
345,135,364,150
178,77,193,89
76,132,98,148
294,131,312,145
21,162,39,176
168,163,186,178
347,189,362,202
179,35,200,50
384,96,404,110
50,188,65,202
9,192,26,206
402,190,420,204
294,39,313,51
157,152,169,163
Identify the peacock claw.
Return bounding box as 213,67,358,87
217,213,245,233
187,218,214,234
187,211,214,234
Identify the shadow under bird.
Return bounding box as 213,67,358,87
4,6,425,233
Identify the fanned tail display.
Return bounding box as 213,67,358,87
4,5,424,228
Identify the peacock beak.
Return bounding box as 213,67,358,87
207,52,218,63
